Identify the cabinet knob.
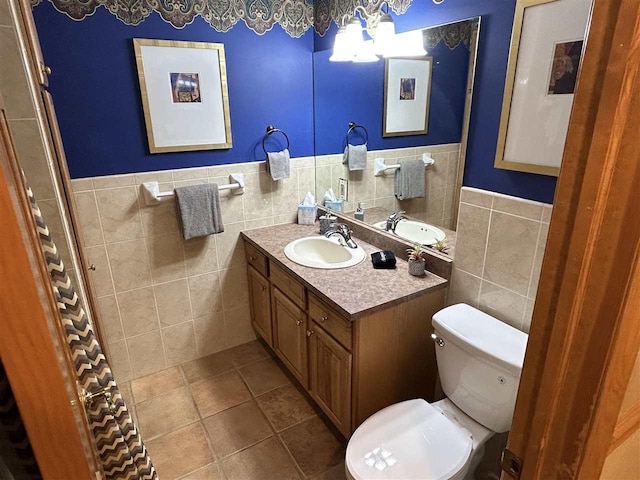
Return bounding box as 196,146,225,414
320,315,328,323
307,330,315,337
249,255,256,261
261,285,265,292
88,264,96,271
43,65,52,75
296,319,303,326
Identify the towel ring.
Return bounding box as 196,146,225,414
262,125,290,155
346,122,368,145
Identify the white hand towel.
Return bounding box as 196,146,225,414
343,143,367,171
267,148,290,181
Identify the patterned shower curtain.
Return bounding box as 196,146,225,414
27,182,157,480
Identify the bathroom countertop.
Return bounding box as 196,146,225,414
241,222,448,321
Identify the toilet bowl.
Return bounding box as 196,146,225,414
345,304,528,480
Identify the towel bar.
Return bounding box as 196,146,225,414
141,173,245,206
374,154,435,177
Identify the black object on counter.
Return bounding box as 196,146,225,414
371,250,397,269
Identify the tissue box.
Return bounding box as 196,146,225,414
297,204,317,225
325,199,343,213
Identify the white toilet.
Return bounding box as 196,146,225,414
345,303,529,480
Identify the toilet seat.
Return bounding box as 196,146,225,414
346,399,473,480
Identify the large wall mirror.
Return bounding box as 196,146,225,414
313,17,481,243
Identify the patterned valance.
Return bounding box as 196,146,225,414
314,0,412,36
423,19,477,50
33,0,314,38
33,0,415,38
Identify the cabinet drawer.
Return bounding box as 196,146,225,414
271,263,306,309
309,293,352,350
245,241,268,277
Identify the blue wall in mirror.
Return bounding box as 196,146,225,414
314,35,470,155
33,2,315,179
315,1,558,204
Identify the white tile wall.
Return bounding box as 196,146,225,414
447,187,553,333
72,158,315,381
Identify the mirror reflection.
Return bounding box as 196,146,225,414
313,17,480,247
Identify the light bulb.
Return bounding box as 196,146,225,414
373,13,395,56
330,26,353,62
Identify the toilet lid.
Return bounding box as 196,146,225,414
346,399,473,480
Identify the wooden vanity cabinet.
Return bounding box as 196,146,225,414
247,266,272,346
272,287,308,388
243,239,445,437
308,322,352,436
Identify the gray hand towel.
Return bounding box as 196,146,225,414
267,148,290,181
394,159,426,200
174,183,224,240
343,143,367,171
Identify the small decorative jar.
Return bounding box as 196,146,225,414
406,244,427,276
408,258,426,276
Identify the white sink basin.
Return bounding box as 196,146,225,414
373,219,446,245
284,236,366,269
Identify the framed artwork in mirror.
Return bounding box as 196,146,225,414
494,0,591,176
383,57,433,137
133,39,232,154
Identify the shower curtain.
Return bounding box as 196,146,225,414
27,181,157,480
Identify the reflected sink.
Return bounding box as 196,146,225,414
373,219,446,245
284,236,366,269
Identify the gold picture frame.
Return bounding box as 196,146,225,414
133,39,232,154
494,0,589,176
383,57,433,137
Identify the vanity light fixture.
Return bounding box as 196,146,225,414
330,2,427,63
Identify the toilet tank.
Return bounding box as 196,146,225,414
432,304,528,433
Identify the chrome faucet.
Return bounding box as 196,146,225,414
324,223,358,249
385,211,407,233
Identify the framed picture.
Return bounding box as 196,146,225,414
494,0,591,176
133,39,232,154
383,57,433,137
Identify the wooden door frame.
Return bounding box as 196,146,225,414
0,111,98,479
506,0,640,478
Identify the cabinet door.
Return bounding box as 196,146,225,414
247,265,272,346
272,287,308,387
308,323,352,437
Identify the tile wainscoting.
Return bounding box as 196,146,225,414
315,143,461,230
71,157,315,382
447,187,553,333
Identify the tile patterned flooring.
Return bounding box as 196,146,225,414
121,340,347,480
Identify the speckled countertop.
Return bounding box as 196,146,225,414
241,222,448,321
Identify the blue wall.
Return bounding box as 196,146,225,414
314,2,558,204
33,2,315,178
314,39,469,155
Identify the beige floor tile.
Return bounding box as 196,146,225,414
225,339,273,367
179,463,224,480
220,437,301,480
181,351,235,384
136,386,199,439
146,422,213,480
238,357,291,396
130,366,185,404
190,371,252,418
280,416,345,478
312,462,347,480
255,384,319,432
203,400,273,458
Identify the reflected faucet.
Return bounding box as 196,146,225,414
324,223,358,249
386,211,407,233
